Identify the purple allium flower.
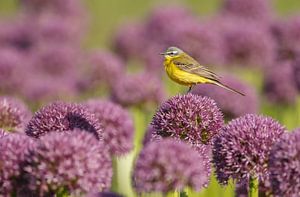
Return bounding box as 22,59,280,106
30,43,82,79
269,128,300,196
0,17,37,53
215,16,275,67
132,139,210,193
86,192,123,197
221,0,272,21
25,101,103,139
0,96,32,132
111,72,164,107
0,134,36,195
86,50,124,89
213,114,285,185
151,94,224,145
263,61,298,104
113,22,147,60
145,6,195,45
191,74,259,118
0,48,26,93
23,130,112,196
271,17,300,60
83,99,134,156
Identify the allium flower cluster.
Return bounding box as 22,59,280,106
23,131,112,196
87,50,124,89
271,17,300,60
213,114,285,185
0,134,35,195
151,94,224,145
111,72,164,107
216,17,276,67
221,0,272,21
191,74,258,118
84,99,134,156
86,192,123,197
269,128,300,196
26,101,103,139
132,139,210,193
263,61,298,104
0,96,32,132
0,129,8,138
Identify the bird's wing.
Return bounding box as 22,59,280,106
172,54,220,81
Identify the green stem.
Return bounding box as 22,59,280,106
248,176,259,197
111,157,118,192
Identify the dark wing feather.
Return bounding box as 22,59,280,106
172,54,220,81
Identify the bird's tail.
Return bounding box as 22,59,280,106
213,81,245,96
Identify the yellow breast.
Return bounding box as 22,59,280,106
164,58,209,86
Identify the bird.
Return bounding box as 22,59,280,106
160,46,245,96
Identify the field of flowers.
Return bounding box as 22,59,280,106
0,0,300,196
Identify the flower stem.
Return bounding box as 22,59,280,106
248,176,259,197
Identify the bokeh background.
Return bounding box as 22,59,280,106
0,0,300,196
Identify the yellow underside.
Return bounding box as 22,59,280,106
164,60,213,86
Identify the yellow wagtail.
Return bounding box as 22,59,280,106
160,46,245,96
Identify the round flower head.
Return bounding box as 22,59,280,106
215,16,275,67
213,114,285,185
0,96,32,132
151,94,224,145
269,128,300,196
132,139,210,193
25,101,103,139
0,134,36,195
83,99,134,156
191,74,259,118
263,61,298,104
221,0,272,21
113,22,147,60
23,130,112,196
87,50,124,89
111,72,164,107
271,17,300,60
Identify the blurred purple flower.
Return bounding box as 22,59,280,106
86,50,125,89
221,0,272,21
0,96,32,132
86,192,123,197
0,17,37,53
214,16,276,67
191,74,259,118
83,99,134,156
263,61,298,104
293,57,300,91
25,101,103,139
151,94,224,145
0,134,36,195
111,72,164,107
269,128,300,196
114,22,147,60
132,139,210,193
271,17,300,60
23,130,112,196
0,48,26,93
213,114,285,185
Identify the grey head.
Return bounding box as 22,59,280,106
160,46,184,57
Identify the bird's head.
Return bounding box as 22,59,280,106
160,46,183,58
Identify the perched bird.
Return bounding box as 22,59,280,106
160,46,245,95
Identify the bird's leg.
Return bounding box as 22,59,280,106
187,85,193,93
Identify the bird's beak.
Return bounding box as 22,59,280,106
159,52,166,55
